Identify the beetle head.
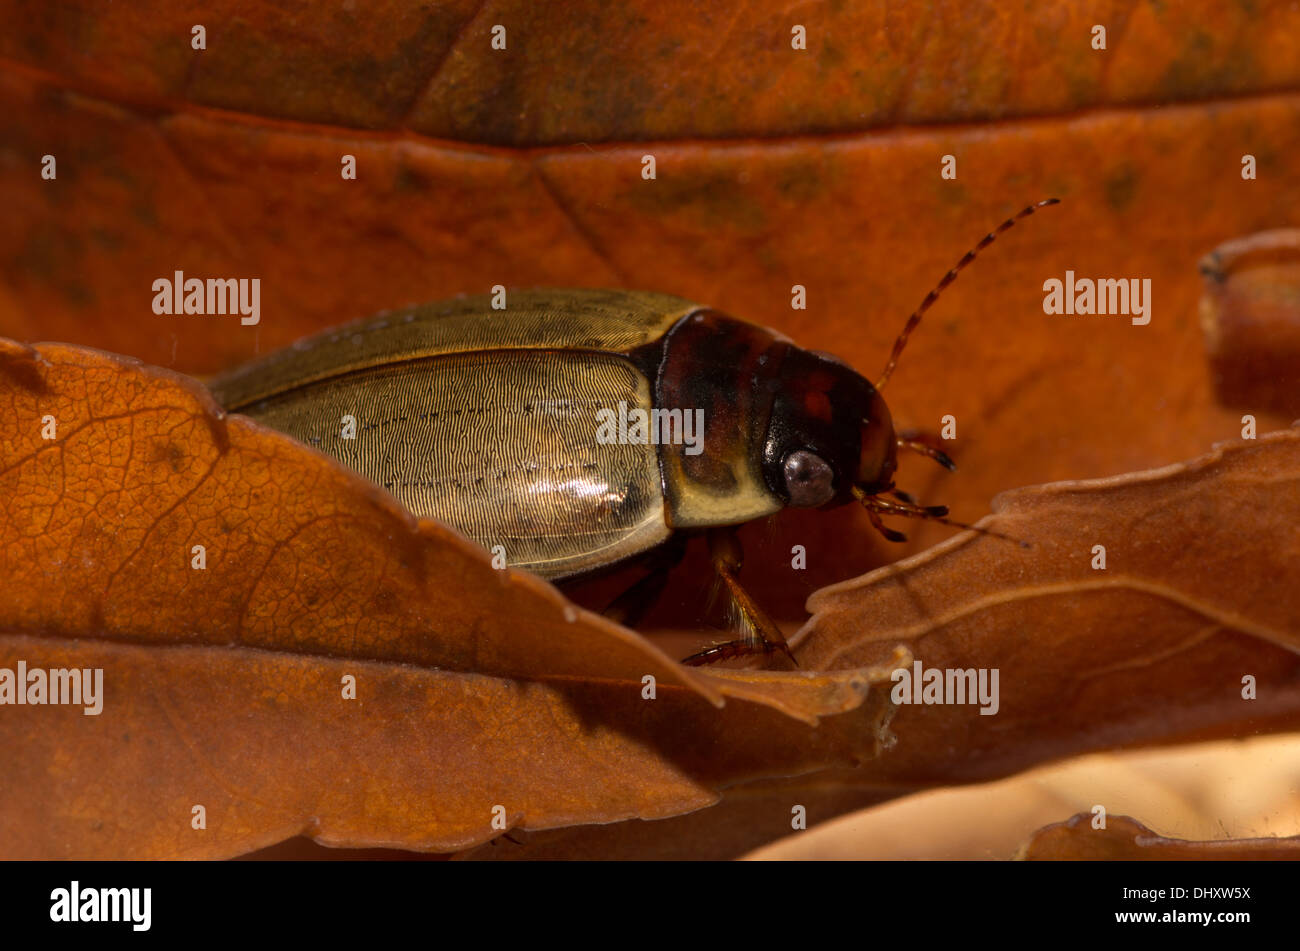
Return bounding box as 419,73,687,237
761,346,897,509
760,199,1058,539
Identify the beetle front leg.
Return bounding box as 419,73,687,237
681,528,798,668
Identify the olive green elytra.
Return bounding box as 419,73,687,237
209,289,705,581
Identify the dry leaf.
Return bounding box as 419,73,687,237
794,429,1300,786
1022,812,1300,860
5,1,1300,143
1199,229,1300,418
746,734,1300,859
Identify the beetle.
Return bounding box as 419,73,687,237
210,200,1056,666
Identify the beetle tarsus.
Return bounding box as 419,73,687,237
682,636,796,668
864,504,908,542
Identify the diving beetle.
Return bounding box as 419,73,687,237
210,200,1056,666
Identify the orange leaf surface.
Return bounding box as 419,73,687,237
4,1,1300,143
1199,229,1300,417
796,430,1300,783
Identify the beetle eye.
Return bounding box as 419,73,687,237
782,450,836,507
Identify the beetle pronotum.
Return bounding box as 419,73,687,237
211,199,1058,667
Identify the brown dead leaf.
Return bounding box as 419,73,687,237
0,635,904,858
747,734,1300,859
1022,812,1300,860
793,428,1300,788
458,772,902,861
4,1,1299,144
1199,229,1300,418
0,338,903,858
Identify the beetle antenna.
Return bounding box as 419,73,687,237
875,198,1060,390
851,486,1030,548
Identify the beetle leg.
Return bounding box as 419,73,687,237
896,433,956,472
601,534,688,628
681,528,798,668
865,505,908,543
